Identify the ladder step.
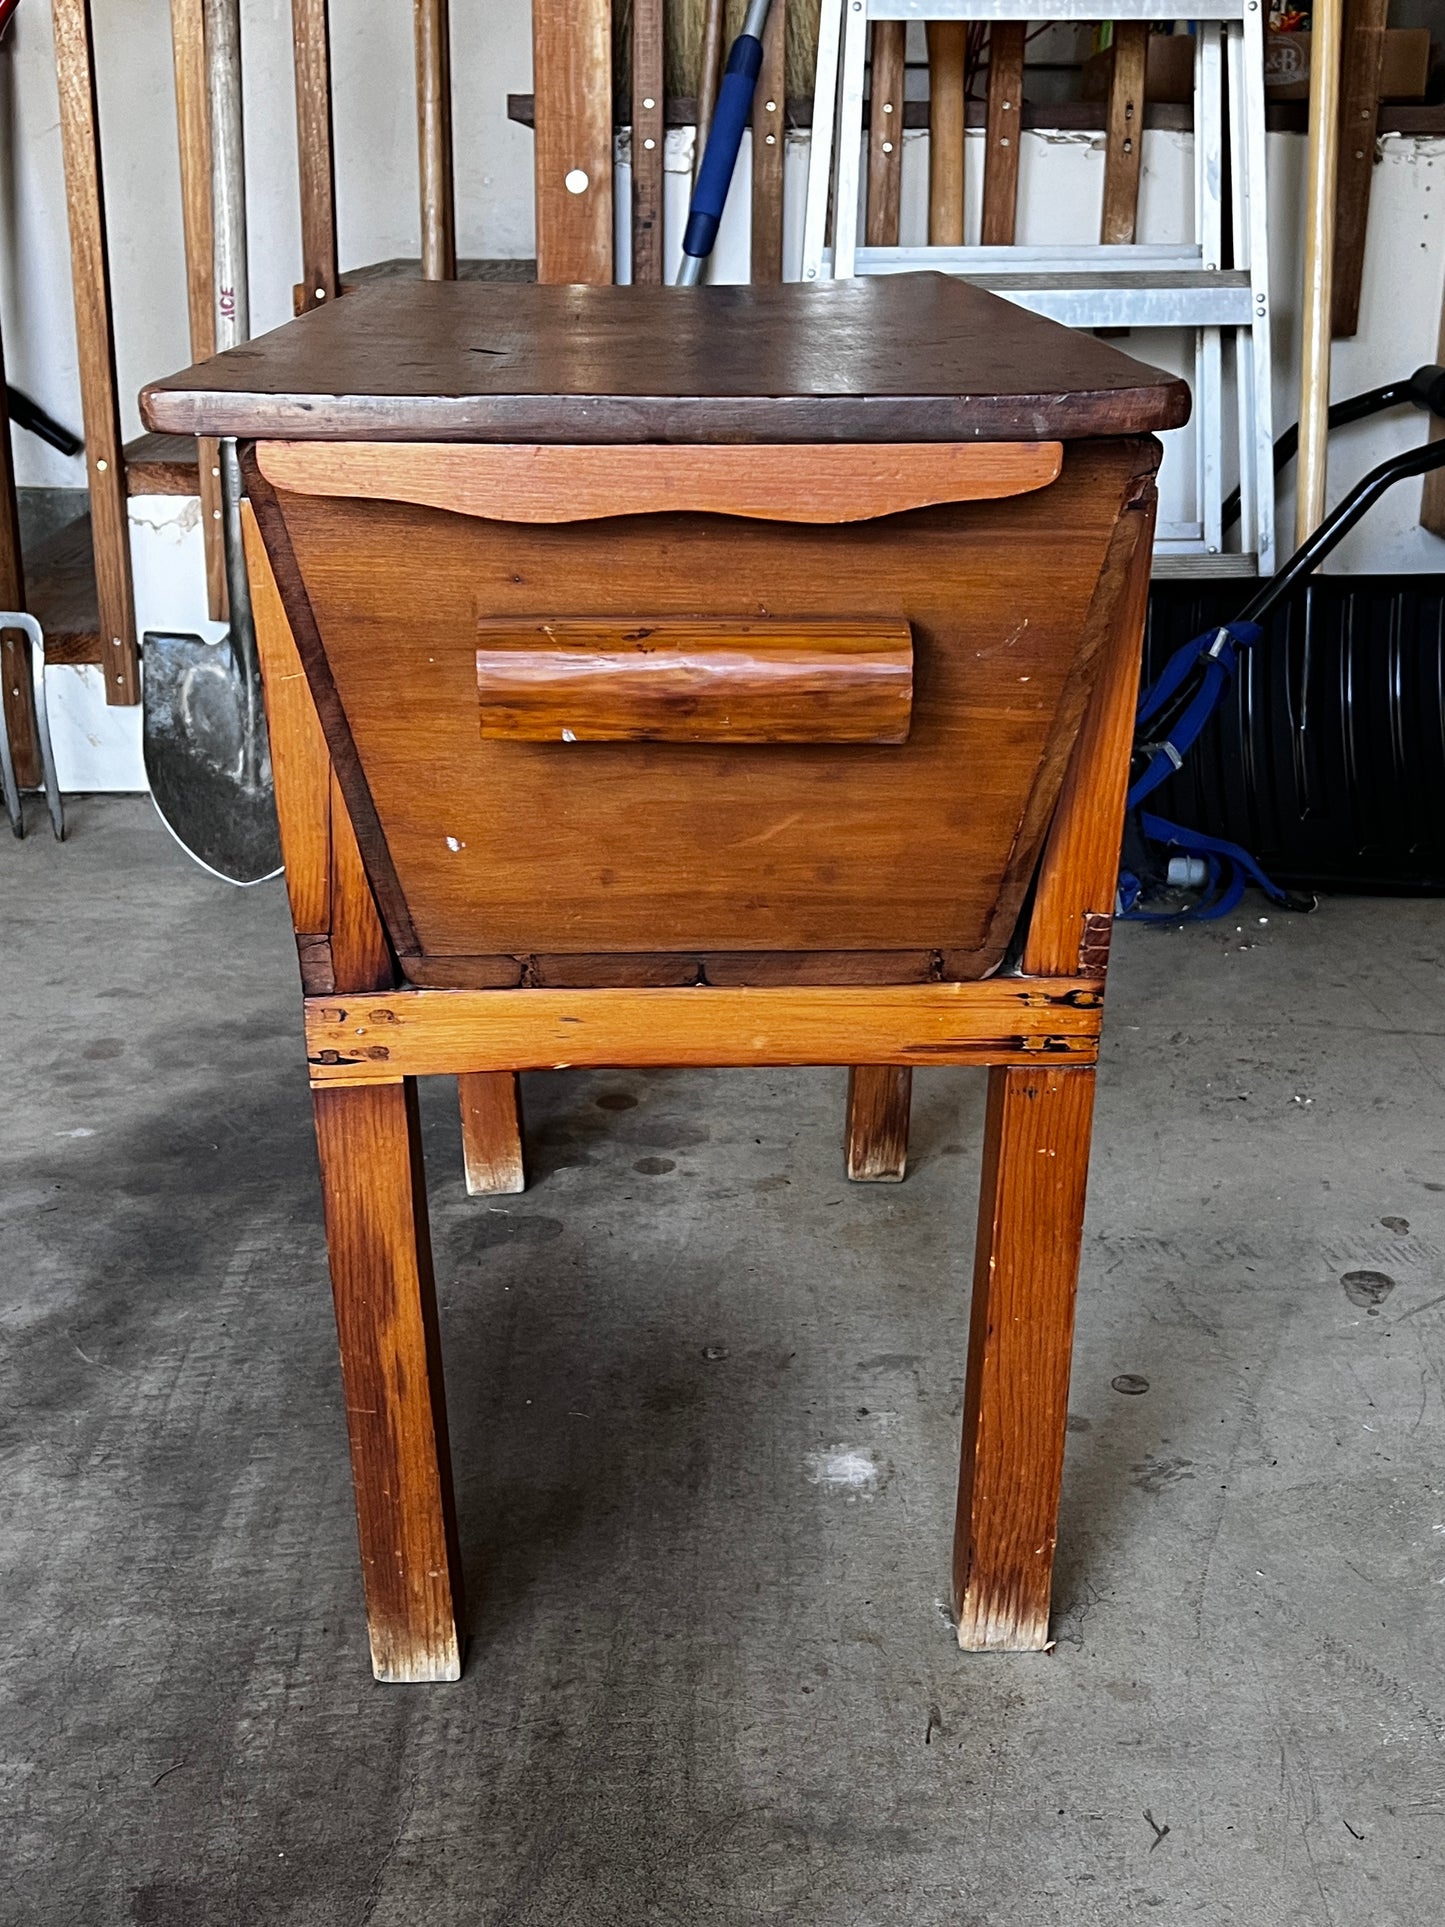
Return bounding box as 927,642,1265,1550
853,258,1256,327
869,1,1254,21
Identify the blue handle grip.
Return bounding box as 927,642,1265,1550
681,33,764,263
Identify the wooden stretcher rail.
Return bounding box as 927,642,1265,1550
255,439,1064,525
304,979,1104,1084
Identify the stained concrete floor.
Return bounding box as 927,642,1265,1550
4,795,1445,1924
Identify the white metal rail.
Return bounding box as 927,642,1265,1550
802,0,1276,573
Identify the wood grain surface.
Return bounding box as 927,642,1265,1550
694,0,726,167
927,22,967,245
474,615,914,744
631,0,665,284
256,438,1064,523
259,438,1156,965
751,0,786,283
458,1071,526,1193
533,0,613,285
311,1078,464,1681
845,1066,912,1181
1101,24,1148,245
1332,0,1388,338
142,277,1191,444
981,23,1025,246
169,0,226,619
243,502,331,937
53,0,137,704
1025,474,1154,978
291,0,340,312
398,950,943,989
304,979,1103,1083
415,0,457,281
866,20,906,248
953,1064,1096,1650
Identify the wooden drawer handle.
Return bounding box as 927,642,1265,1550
476,616,913,744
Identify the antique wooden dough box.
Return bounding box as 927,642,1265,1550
144,274,1187,1681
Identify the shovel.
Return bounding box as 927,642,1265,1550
143,0,280,885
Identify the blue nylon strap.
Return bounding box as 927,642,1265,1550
1119,620,1307,920
1135,619,1262,728
1127,619,1264,812
1140,813,1296,905
1117,812,1292,921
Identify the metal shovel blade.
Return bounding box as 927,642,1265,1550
142,625,282,886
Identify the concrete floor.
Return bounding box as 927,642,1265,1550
4,796,1445,1924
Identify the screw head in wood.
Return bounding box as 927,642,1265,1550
564,168,589,194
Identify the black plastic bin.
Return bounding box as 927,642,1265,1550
1141,574,1445,895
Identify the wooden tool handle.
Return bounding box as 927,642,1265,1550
928,21,967,246
415,0,456,280
1297,0,1343,543
291,0,339,312
53,0,137,703
476,615,913,744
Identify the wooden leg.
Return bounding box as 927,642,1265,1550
953,1064,1096,1651
459,1071,526,1196
312,1078,464,1682
845,1065,912,1182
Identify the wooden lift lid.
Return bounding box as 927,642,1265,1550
141,273,1191,447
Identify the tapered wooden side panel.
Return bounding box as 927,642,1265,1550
981,23,1025,247
256,438,1064,524
312,1079,464,1682
845,1065,912,1182
459,1071,526,1195
751,0,786,283
53,0,138,704
866,21,906,248
243,503,331,938
264,439,1150,965
953,1064,1096,1650
1025,476,1155,978
533,0,613,285
1100,24,1147,245
330,769,393,994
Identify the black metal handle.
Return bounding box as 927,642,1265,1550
1239,434,1445,629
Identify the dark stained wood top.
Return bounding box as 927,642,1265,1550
142,275,1189,445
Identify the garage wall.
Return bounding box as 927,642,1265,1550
1,4,1443,577
0,0,537,488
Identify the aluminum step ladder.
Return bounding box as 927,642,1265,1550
802,0,1275,574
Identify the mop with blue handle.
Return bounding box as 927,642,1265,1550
675,0,774,286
